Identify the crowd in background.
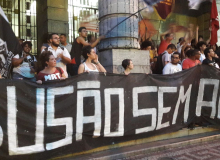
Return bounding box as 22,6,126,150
10,24,220,83
139,24,219,75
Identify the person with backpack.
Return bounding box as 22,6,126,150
162,44,177,67
36,51,66,84
152,44,176,74
12,41,37,81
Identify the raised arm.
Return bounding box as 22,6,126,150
195,26,199,44
78,36,105,48
94,54,106,72
206,27,212,44
160,30,169,41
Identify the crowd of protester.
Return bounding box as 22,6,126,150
140,24,220,75
6,24,220,82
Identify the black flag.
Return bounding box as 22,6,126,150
0,7,22,78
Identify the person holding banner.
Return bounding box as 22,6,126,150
36,51,66,83
78,46,106,74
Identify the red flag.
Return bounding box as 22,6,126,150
210,0,219,45
154,0,175,20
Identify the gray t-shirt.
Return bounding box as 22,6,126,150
60,43,72,53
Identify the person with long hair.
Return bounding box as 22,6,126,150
36,51,66,84
78,46,106,74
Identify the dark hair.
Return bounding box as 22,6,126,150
184,45,192,53
198,35,203,40
211,43,218,51
185,49,194,57
191,49,200,57
196,41,206,50
204,47,212,57
78,27,86,32
22,41,32,49
49,33,59,39
39,51,53,68
172,52,180,58
178,37,184,43
165,33,171,39
167,44,176,50
87,34,94,43
60,33,66,37
141,40,152,50
82,45,93,59
122,59,131,69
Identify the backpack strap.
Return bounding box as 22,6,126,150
28,53,35,62
60,46,64,51
161,52,166,56
44,47,49,51
56,67,62,75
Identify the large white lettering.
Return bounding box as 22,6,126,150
157,87,177,130
104,88,124,137
133,87,157,134
0,126,3,147
172,85,192,124
196,79,219,119
7,87,45,155
76,81,101,141
46,86,74,150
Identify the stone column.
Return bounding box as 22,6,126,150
37,0,69,54
98,0,150,73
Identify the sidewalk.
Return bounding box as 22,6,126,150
62,128,220,160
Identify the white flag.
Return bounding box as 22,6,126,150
188,0,211,10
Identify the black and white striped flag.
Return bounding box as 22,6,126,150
0,6,22,78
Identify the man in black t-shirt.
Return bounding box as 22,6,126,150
202,48,219,68
68,27,104,76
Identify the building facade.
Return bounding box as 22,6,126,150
1,0,220,55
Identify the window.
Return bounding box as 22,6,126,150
0,0,37,54
68,0,98,43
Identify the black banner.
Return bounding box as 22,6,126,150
0,65,220,159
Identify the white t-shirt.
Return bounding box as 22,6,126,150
162,51,172,67
13,52,37,78
163,63,182,75
177,43,182,53
199,53,206,63
42,46,71,77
